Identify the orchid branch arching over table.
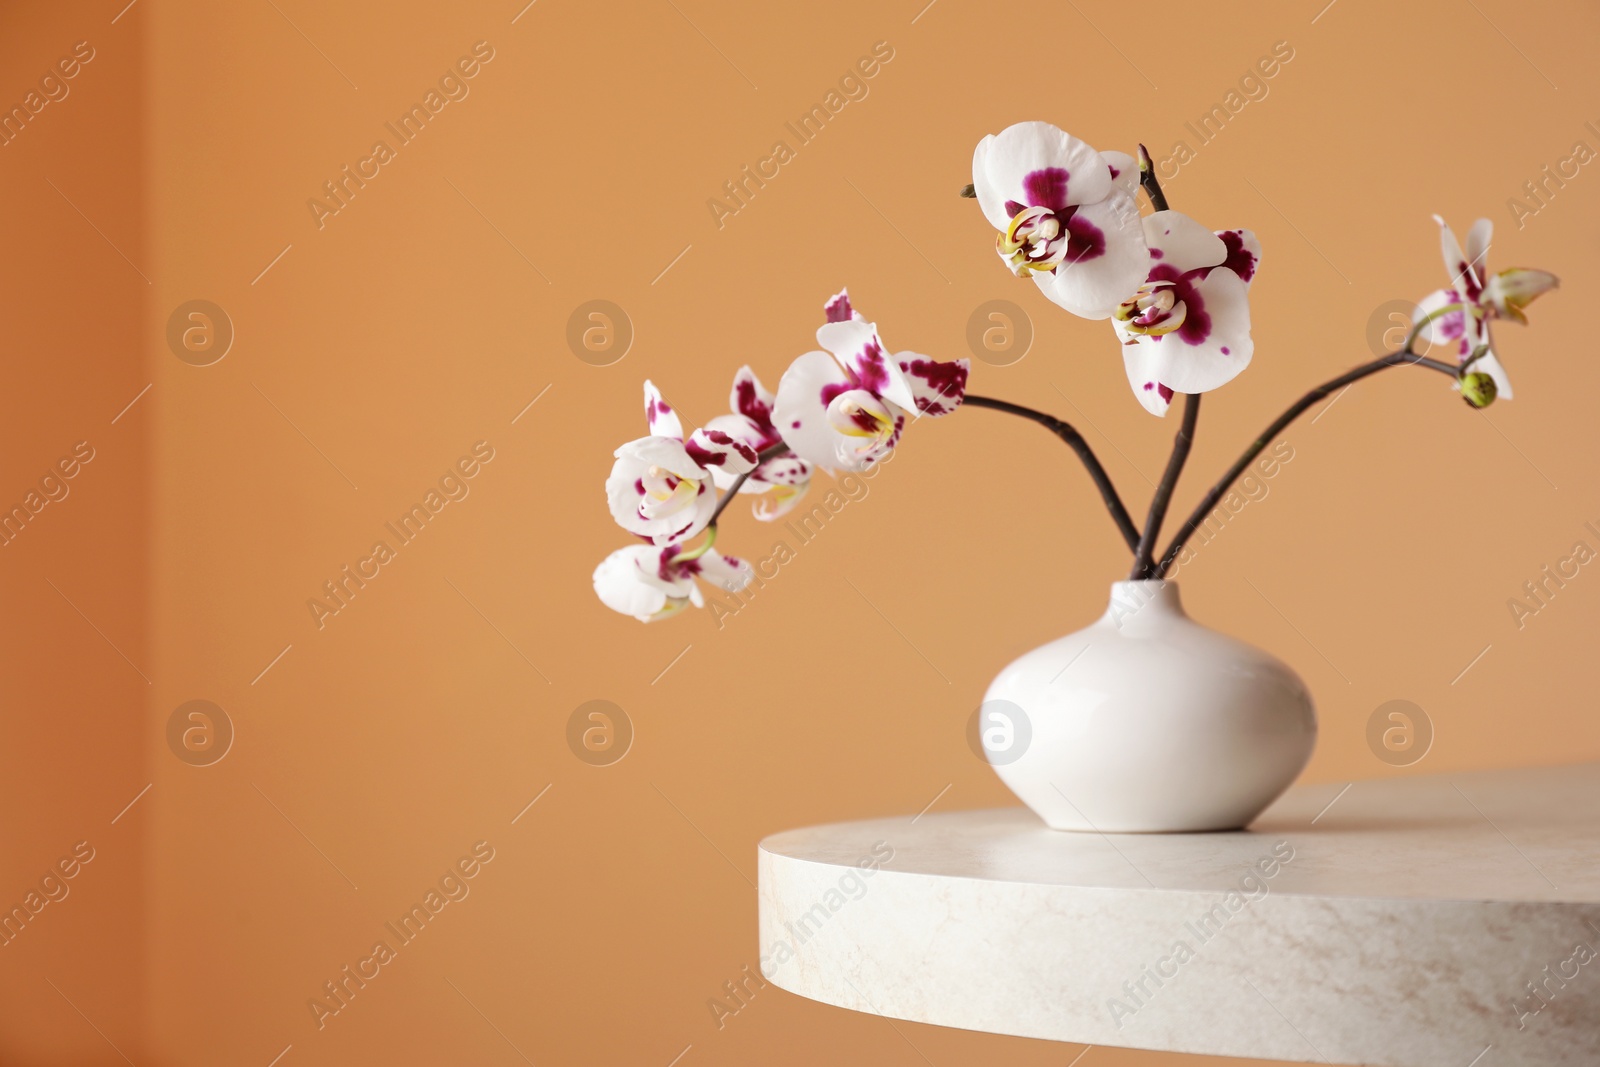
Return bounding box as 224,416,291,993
595,121,1559,622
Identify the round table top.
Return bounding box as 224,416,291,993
757,762,1600,1066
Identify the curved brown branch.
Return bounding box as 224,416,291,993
1154,351,1459,578
1131,392,1198,579
964,394,1141,553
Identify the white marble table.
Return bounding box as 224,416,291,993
757,763,1600,1067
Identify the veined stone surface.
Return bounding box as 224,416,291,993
757,763,1600,1066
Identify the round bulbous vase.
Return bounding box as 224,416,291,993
981,580,1316,833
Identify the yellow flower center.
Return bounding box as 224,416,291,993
996,205,1067,278
1114,281,1188,337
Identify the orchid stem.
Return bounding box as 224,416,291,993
1152,350,1459,578
671,522,718,563
963,394,1141,553
1403,301,1472,355
1131,392,1199,579
702,443,790,532
1124,144,1191,580
1136,144,1170,213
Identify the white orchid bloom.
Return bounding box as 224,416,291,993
701,366,814,521
773,289,968,472
593,543,752,623
1112,211,1262,416
971,122,1149,319
1414,216,1558,401
605,381,757,545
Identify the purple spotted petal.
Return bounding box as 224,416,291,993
643,379,683,440
1032,191,1148,320
970,121,1112,232
1128,378,1175,418
815,319,918,414
897,354,969,416
685,548,753,593
1062,210,1106,263
823,288,856,323
772,350,854,470
728,366,778,441
1414,288,1469,347
1435,215,1484,302
1115,266,1253,408
1022,167,1071,212
1102,150,1138,196
685,427,758,473
1216,229,1261,286
1142,211,1226,275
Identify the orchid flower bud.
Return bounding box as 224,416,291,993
1460,371,1498,408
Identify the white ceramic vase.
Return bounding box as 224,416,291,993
980,580,1316,833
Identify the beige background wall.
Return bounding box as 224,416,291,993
2,0,1597,1063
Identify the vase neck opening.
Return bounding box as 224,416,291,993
1104,580,1184,631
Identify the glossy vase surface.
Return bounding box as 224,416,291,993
980,581,1316,833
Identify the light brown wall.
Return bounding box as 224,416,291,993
0,4,148,1064
3,0,1598,1064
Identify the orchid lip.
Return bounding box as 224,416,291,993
1115,281,1187,336
997,204,1069,277
830,399,893,439
1003,204,1051,245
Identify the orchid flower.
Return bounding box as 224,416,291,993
604,381,757,545
1112,212,1262,417
772,289,969,472
1414,216,1558,402
593,542,752,622
701,367,814,521
971,121,1149,319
